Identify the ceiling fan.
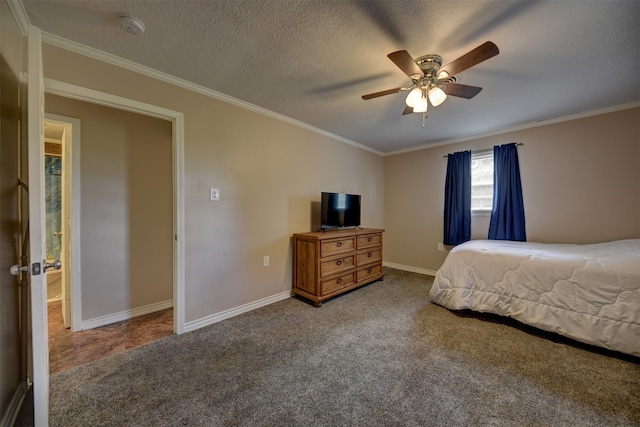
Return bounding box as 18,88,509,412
362,41,499,127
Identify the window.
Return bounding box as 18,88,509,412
471,150,493,213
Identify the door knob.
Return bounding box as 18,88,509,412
10,264,28,276
43,259,62,272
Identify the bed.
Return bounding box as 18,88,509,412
429,239,640,357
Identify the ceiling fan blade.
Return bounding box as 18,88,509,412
443,83,483,99
387,50,424,79
439,41,499,78
402,105,413,115
362,87,403,100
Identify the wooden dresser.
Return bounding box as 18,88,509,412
292,228,384,306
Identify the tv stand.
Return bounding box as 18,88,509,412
292,228,384,307
316,226,362,233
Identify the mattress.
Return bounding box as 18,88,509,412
429,239,640,356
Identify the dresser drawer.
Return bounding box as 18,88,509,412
357,264,382,283
321,272,355,296
320,254,355,277
356,248,381,266
357,233,381,249
321,237,355,257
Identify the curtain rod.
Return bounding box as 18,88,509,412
443,142,523,158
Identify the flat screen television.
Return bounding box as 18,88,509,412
320,192,361,230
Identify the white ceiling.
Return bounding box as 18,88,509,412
22,0,640,154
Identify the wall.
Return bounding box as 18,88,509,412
384,107,640,273
41,44,385,324
0,1,26,423
45,94,174,321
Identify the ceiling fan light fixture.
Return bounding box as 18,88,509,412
361,42,499,127
413,97,428,113
405,87,423,107
428,86,447,107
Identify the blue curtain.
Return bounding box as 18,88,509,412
488,143,526,241
443,150,471,245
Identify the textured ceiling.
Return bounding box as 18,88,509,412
22,0,640,154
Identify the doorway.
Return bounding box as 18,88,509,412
44,79,186,336
43,95,179,373
43,117,74,331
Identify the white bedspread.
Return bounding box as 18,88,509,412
429,239,640,356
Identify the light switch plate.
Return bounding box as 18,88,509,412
210,188,220,202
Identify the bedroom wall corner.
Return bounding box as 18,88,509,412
383,107,640,272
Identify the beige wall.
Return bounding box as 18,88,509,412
42,44,384,323
41,32,638,326
0,0,25,421
45,94,174,320
384,107,640,272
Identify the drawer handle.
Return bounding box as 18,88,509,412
367,237,372,242
368,252,372,257
367,268,372,273
337,278,342,284
337,242,342,247
336,260,342,265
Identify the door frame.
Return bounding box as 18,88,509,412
44,114,80,331
27,24,48,427
44,78,186,336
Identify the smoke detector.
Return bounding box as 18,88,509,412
119,13,145,35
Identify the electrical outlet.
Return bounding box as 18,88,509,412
263,256,270,267
210,188,220,202
437,242,444,251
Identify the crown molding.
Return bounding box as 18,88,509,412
41,32,384,157
33,20,637,159
385,101,640,156
532,101,640,127
7,0,30,36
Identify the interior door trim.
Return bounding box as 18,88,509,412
45,113,81,331
27,23,48,427
44,78,186,335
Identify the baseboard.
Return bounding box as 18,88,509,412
184,290,292,333
1,381,28,427
383,261,437,277
82,299,173,331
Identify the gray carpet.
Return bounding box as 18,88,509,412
48,268,639,426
